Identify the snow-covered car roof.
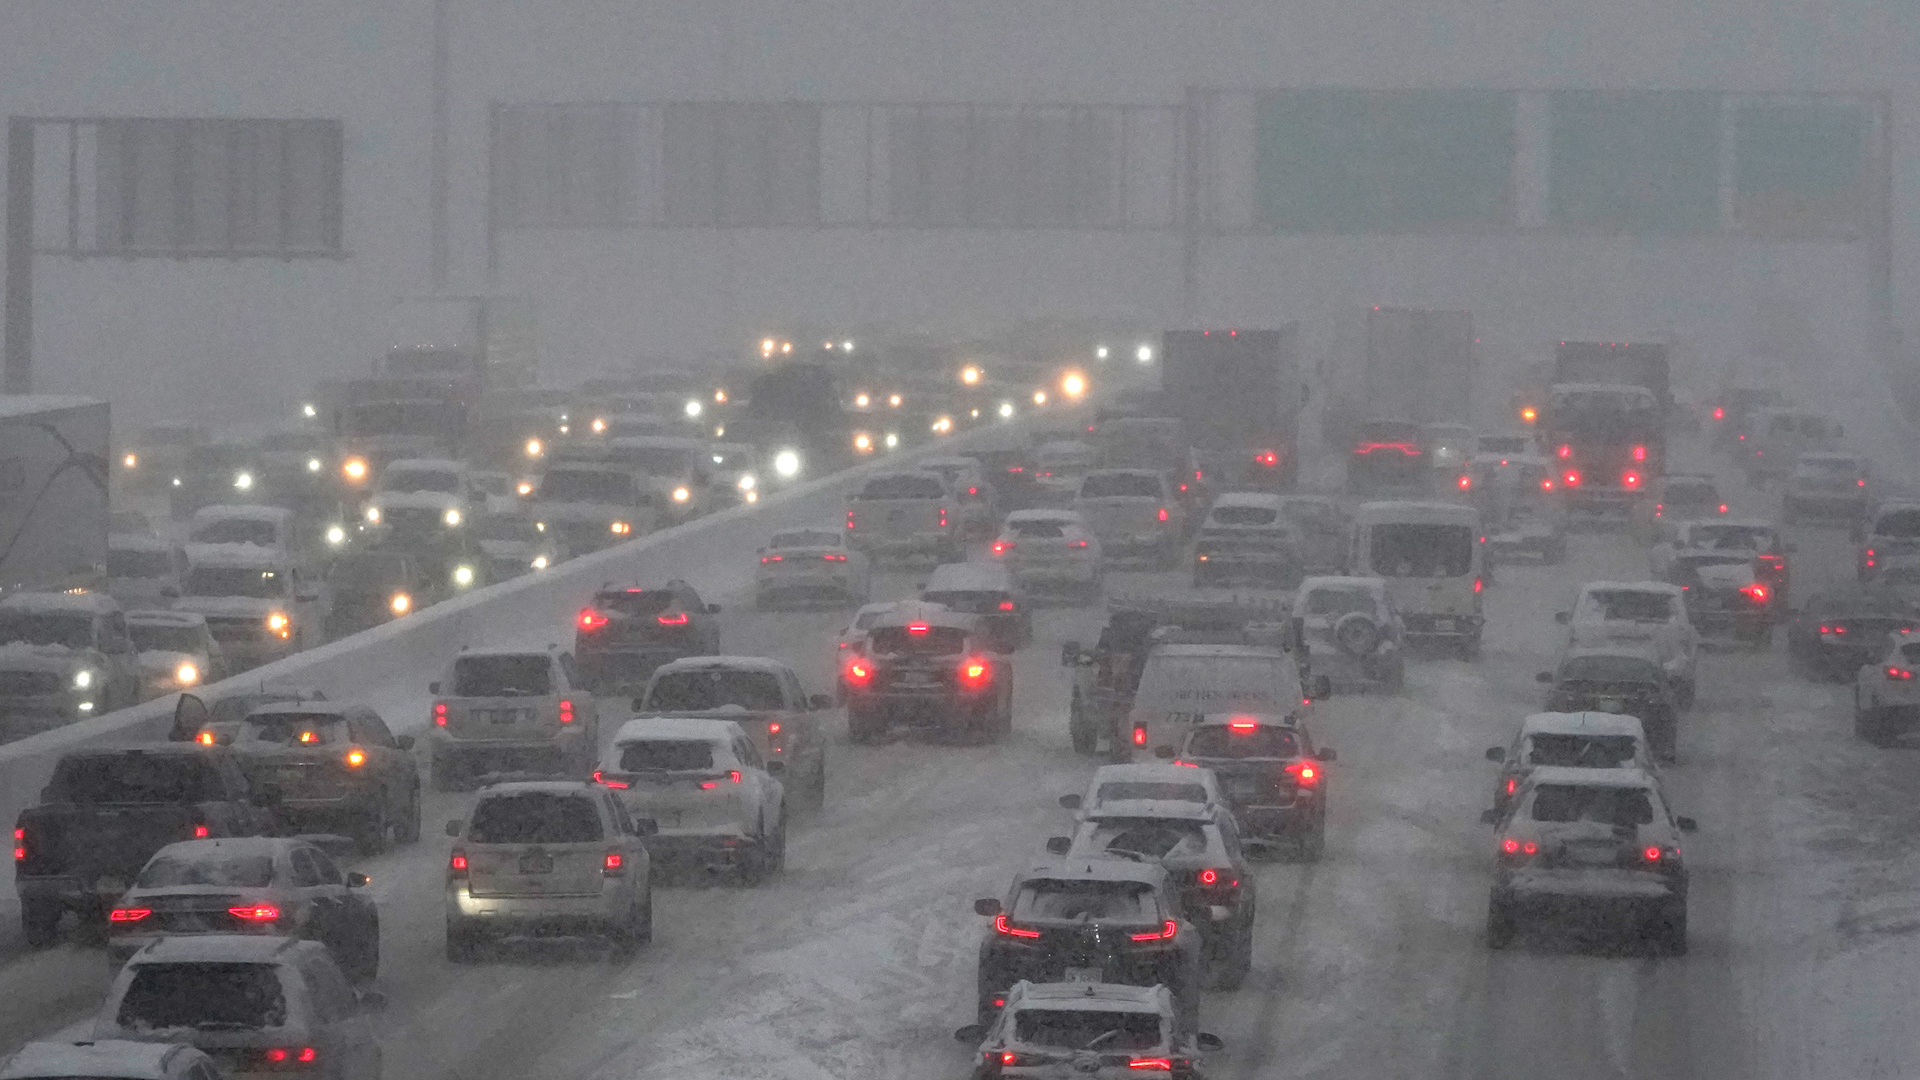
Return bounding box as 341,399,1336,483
191,504,290,525
1210,492,1285,511
1015,859,1171,888
0,1040,196,1080
1518,711,1647,739
650,655,796,676
1146,642,1288,660
108,533,175,554
470,778,607,800
1192,711,1298,729
924,561,1016,593
1297,575,1388,598
0,590,117,615
1522,764,1659,790
453,644,560,660
240,701,358,722
125,610,206,629
766,528,846,549
1353,500,1478,526
611,716,743,743
1559,643,1666,667
183,542,287,570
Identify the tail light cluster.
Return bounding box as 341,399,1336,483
1457,475,1472,491
1285,760,1319,786
12,827,24,862
602,852,625,877
1157,507,1170,522
823,552,848,562
1888,666,1914,681
993,912,1040,939
761,554,783,563
696,771,743,790
578,608,610,632
846,509,856,530
843,659,873,686
1819,624,1846,635
1132,725,1148,746
559,699,575,724
657,612,690,626
434,702,448,727
257,1047,319,1068
939,508,948,529
109,907,151,922
449,851,469,878
1741,583,1769,604
958,658,993,690
230,905,280,921
991,540,1013,555
592,770,630,789
1499,836,1539,862
1563,471,1582,488
1196,867,1240,894
1129,919,1178,942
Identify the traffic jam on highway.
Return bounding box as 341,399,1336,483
0,326,1911,1079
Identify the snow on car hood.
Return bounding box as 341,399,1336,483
172,595,280,618
0,642,93,672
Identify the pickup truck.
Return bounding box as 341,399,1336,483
13,744,276,946
844,470,958,563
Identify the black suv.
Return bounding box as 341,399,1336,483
842,602,1010,743
973,859,1202,1031
1174,714,1334,861
1538,647,1681,761
573,579,721,693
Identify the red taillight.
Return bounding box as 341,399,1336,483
761,554,782,563
846,510,856,529
434,701,448,726
768,721,781,734
603,852,624,876
578,608,609,631
592,770,630,789
998,599,1015,612
907,622,929,634
1505,778,1516,794
109,907,151,922
193,824,210,838
11,828,23,862
1622,472,1640,488
1157,507,1169,522
994,912,1041,938
1457,474,1472,490
1255,450,1278,467
1286,760,1318,786
1741,582,1768,603
1632,445,1647,462
657,612,690,625
1500,837,1538,856
823,552,847,561
1563,470,1582,487
1228,719,1257,731
1643,846,1662,862
1557,444,1571,458
1130,1059,1175,1070
1541,478,1554,491
959,659,991,687
990,539,1013,555
450,852,469,877
1132,725,1148,746
261,1048,317,1066
1130,919,1178,942
938,508,948,528
1712,406,1725,419
1072,538,1088,548
1718,504,1728,513
844,660,872,685
229,905,280,921
1859,478,1868,487
1889,666,1913,681
968,486,978,496
559,699,574,724
1199,868,1217,885
1473,577,1483,594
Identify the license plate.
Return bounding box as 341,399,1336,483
1433,618,1457,632
896,673,936,687
518,852,554,874
1594,697,1625,713
1570,843,1617,866
1228,778,1264,800
486,709,523,725
1063,966,1103,983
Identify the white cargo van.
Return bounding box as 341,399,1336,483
1350,501,1484,658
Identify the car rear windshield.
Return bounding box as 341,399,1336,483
1558,655,1661,684
1210,505,1278,526
859,474,945,499
770,529,840,549
53,754,223,804
329,553,414,589
1581,590,1672,622
1095,781,1208,804
870,625,968,655
1874,510,1920,538
453,655,551,697
617,739,717,772
1691,525,1775,551
922,590,1006,614
381,467,460,494
109,549,174,577
0,611,95,648
1088,819,1207,859
191,520,278,546
1079,473,1160,499
596,590,675,617
538,469,636,503
646,670,785,711
1369,524,1473,577
1008,520,1068,539
1015,1009,1162,1050
137,852,277,889
1303,587,1375,617
184,566,285,599
1478,436,1530,454
242,714,346,746
1529,784,1655,826
1012,880,1158,922
1797,457,1862,477
1526,733,1638,768
117,962,287,1032
1185,725,1300,759
467,793,604,844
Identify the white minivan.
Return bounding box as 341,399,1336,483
1350,501,1484,658
1123,642,1314,759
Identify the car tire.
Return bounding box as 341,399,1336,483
1486,894,1517,949
353,808,389,857
20,900,59,948
1295,817,1326,863
1068,695,1099,756
396,784,422,845
1650,901,1688,956
846,702,885,745
445,920,481,964
344,915,380,983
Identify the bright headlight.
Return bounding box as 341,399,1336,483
884,433,899,449
531,555,549,570
684,400,703,418
266,612,290,635
443,508,463,527
517,480,533,496
390,592,411,615
745,490,759,503
1096,346,1110,360
325,525,347,546
525,438,544,458
302,402,318,419
175,662,199,686
307,458,322,473
773,450,800,478
737,474,757,492
672,486,691,503
73,670,92,689
999,402,1015,418
610,521,632,535
853,433,873,452
591,417,607,434
343,457,368,481
123,453,138,469
453,565,475,586
364,506,381,524
1136,344,1154,363
234,472,254,491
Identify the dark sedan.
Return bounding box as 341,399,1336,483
1788,589,1920,681
1538,646,1681,762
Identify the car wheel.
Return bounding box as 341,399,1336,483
20,900,59,948
445,920,481,964
1650,901,1688,956
1068,696,1099,756
352,808,389,856
345,915,381,983
1486,894,1517,949
846,702,884,745
1295,817,1326,863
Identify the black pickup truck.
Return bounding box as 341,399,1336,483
13,743,276,945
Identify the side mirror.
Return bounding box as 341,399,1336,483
1060,642,1083,667
1535,671,1554,684
1044,835,1072,855
1309,674,1333,701
428,681,441,695
396,735,415,751
808,694,834,710
1315,747,1337,762
631,817,659,837
346,871,370,888
357,990,388,1015
1197,1033,1226,1052
1480,808,1503,825
1057,793,1082,810
707,604,722,614
1485,746,1506,762
1553,611,1571,625
766,759,786,776
954,1023,989,1043
1676,816,1698,832
973,897,1001,917
445,819,463,837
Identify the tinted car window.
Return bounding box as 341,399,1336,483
192,520,279,546
1529,784,1656,826
137,852,277,888
1874,510,1920,538
646,670,785,710
618,740,717,772
117,962,287,1031
1558,655,1662,683
1582,590,1673,622
1089,819,1207,859
0,612,96,649
1304,588,1376,616
1008,520,1067,539
53,755,222,804
1370,524,1473,577
184,566,286,599
922,590,1006,614
596,590,674,617
859,474,945,499
329,552,415,590
1526,734,1638,768
770,529,840,548
1080,473,1161,498
1096,781,1207,804
1691,525,1776,551
242,714,347,746
1210,506,1278,526
869,626,968,654
453,655,552,697
1012,880,1157,921
1185,725,1300,758
1015,1009,1161,1050
468,793,604,844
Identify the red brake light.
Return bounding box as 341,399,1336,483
1130,1059,1175,1071
994,912,1040,938
1712,406,1725,419
11,827,22,862
1255,450,1278,467
578,608,609,631
1643,846,1662,862
1286,760,1318,785
968,486,978,495
1859,478,1868,487
1890,666,1913,681
844,660,872,685
1228,719,1257,731
823,552,847,561
1473,577,1483,594
998,599,1015,611
559,698,574,724
592,770,629,789
907,623,929,634
1563,470,1581,487
991,540,1012,555
1541,478,1554,490
450,852,468,877
1741,582,1768,603
434,701,448,726
1557,444,1571,458
959,659,991,686
193,824,210,838
109,907,151,922
761,554,782,563
1632,445,1647,462
603,852,624,876
1719,504,1728,513
229,905,280,921
657,612,690,625
1072,539,1088,547
1132,725,1148,746
1130,919,1178,942
1199,868,1218,885
1622,472,1640,488
1157,507,1169,522
1457,474,1472,490
1505,778,1516,794
768,721,781,734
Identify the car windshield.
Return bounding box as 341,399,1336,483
859,474,945,499
770,529,840,548
1011,880,1158,922
1086,818,1208,859
1797,457,1862,478
0,612,95,648
116,962,287,1032
539,469,636,503
184,566,285,599
615,447,694,475
1559,655,1661,684
870,625,967,654
467,793,603,844
1304,587,1377,617
1095,781,1207,805
381,467,460,493
1009,520,1069,539
241,713,346,745
1185,725,1301,759
596,590,675,617
454,655,551,697
52,754,223,804
1529,784,1656,826
1691,525,1775,551
1580,590,1672,622
129,624,204,654
618,739,717,772
1210,505,1278,526
137,851,277,888
1527,733,1639,768
191,519,278,546
1080,473,1161,498
1874,510,1920,538
1013,1008,1162,1051
1369,524,1473,577
109,549,174,577
473,515,541,542
329,552,413,590
646,669,785,710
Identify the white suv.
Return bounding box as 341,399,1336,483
1854,633,1920,745
593,717,788,883
1558,582,1698,707
428,645,599,789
